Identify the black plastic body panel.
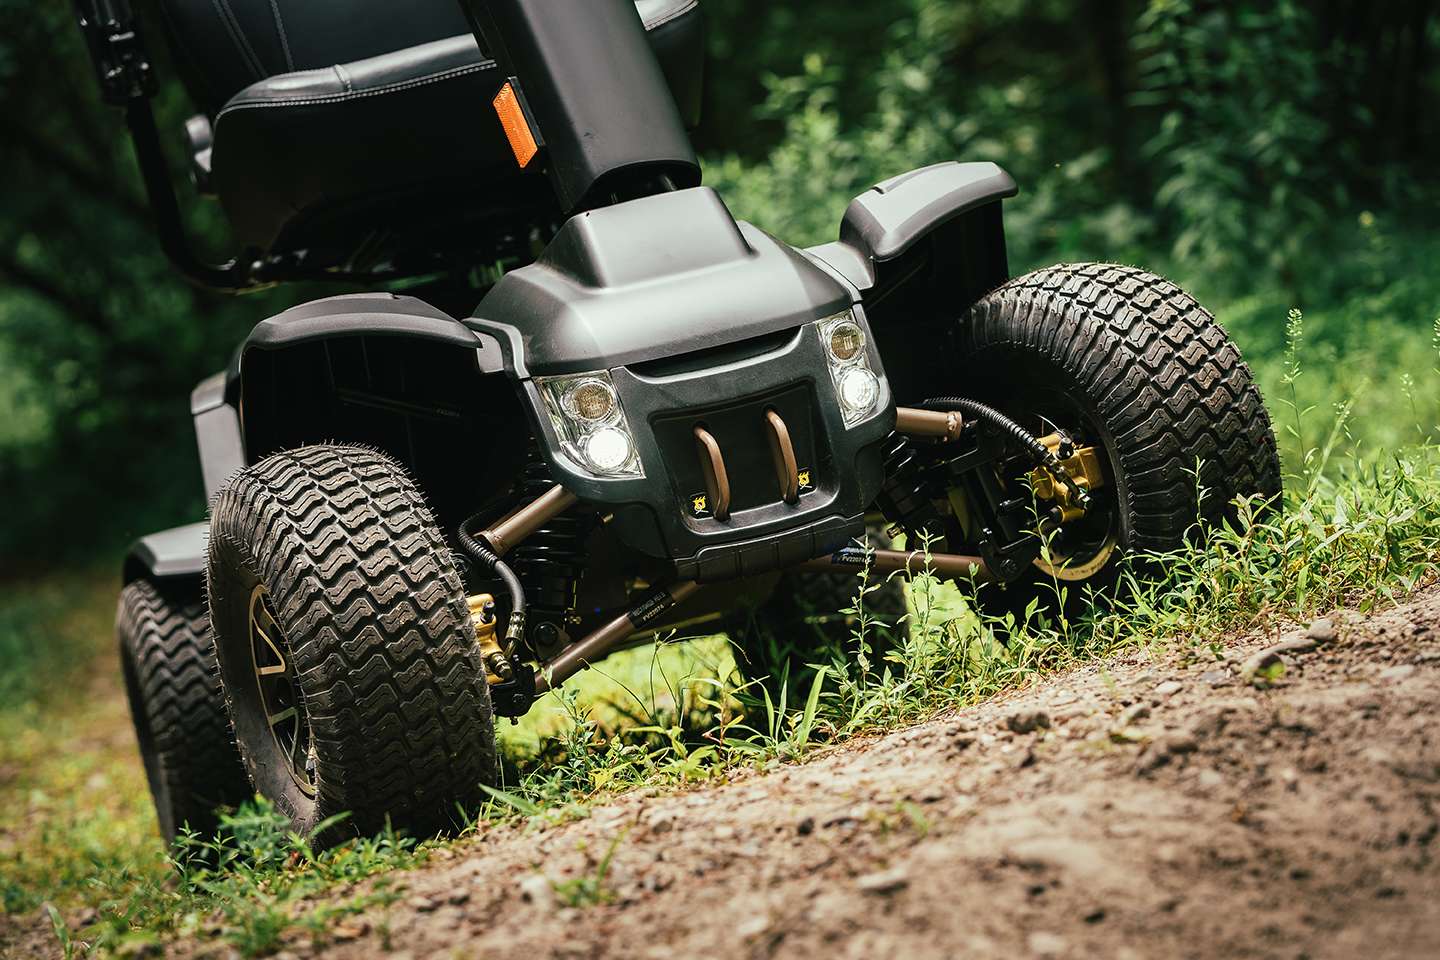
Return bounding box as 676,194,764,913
471,186,890,579
242,293,498,360
519,318,891,580
838,161,1017,269
471,187,852,376
190,371,244,499
123,522,207,584
461,0,699,211
233,293,524,536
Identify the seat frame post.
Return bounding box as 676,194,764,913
457,0,700,212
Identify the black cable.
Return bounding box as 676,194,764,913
458,515,527,653
916,396,1091,509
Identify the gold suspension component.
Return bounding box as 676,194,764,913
1028,433,1105,523
467,593,513,683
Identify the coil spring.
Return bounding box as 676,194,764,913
508,455,588,645
875,433,946,541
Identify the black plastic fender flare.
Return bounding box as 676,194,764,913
125,293,507,586
122,522,208,585
807,160,1017,296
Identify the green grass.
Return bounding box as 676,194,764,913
2,244,1439,955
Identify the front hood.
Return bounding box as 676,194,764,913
468,187,852,378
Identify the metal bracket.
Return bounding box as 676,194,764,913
74,0,156,105
488,662,537,718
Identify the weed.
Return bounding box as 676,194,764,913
550,831,627,908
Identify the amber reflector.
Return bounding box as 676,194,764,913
493,81,539,169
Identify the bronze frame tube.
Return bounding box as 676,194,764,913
534,580,701,693
894,406,964,442
481,483,579,556
693,425,731,521
764,408,801,504
801,547,989,581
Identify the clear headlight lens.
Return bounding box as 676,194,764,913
536,371,643,477
837,365,880,413
818,311,880,426
825,318,866,364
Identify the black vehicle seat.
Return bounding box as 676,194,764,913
157,0,704,267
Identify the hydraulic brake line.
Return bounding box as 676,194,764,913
916,396,1092,510
459,515,527,660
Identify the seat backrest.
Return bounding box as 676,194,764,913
158,0,473,112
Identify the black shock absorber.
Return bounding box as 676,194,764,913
509,454,590,659
874,433,947,543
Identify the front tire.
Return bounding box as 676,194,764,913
206,445,496,841
953,263,1281,621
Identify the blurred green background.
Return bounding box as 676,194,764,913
0,0,1436,574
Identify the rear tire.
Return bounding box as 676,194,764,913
206,444,496,842
953,263,1281,622
118,578,251,844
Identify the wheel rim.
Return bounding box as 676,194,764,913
247,584,317,797
948,386,1120,581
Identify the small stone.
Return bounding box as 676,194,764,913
1008,710,1052,734
796,816,816,836
1028,931,1068,956
331,919,370,943
737,915,771,939
1118,703,1151,726
1135,732,1197,775
1163,732,1198,755
1272,637,1318,656
856,867,910,895
1154,680,1183,697
1380,665,1416,682
519,874,557,909
1305,618,1338,643
1200,670,1231,687
714,825,736,840
1241,649,1285,686
410,895,440,913
446,890,471,906
1083,907,1107,924
1109,726,1148,744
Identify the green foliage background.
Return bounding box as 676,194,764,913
0,0,1437,572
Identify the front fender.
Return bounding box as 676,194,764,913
808,161,1016,296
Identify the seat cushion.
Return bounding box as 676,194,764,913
160,0,473,114
209,0,703,258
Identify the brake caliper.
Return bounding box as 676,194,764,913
1027,432,1105,523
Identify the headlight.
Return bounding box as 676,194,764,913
535,371,643,477
817,311,880,426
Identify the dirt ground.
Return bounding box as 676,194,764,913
14,587,1440,959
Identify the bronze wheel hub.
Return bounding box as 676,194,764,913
247,584,317,796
